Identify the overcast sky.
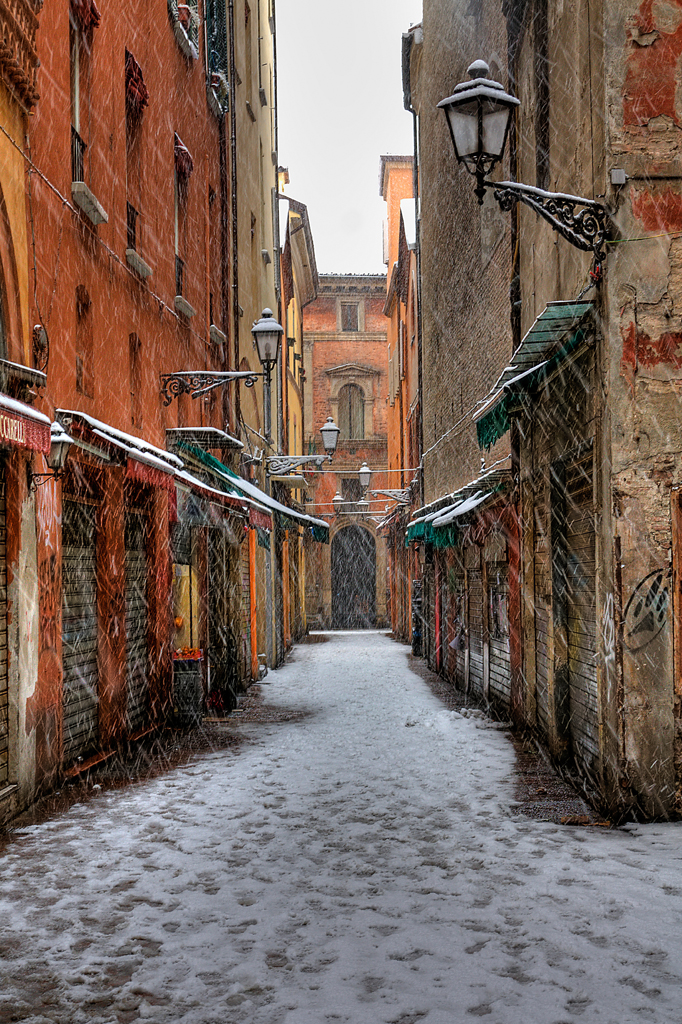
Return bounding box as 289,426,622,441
276,0,423,276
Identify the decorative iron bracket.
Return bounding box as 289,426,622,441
266,453,331,475
371,488,411,504
485,180,610,262
160,370,261,406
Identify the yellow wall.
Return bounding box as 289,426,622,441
0,86,30,365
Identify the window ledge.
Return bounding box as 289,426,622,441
126,248,153,279
71,181,108,226
173,20,198,60
209,324,227,347
175,295,196,319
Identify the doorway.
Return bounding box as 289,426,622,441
331,525,376,629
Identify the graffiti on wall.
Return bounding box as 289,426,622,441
623,569,670,650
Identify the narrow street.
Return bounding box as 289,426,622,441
2,633,682,1024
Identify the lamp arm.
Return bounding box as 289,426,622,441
266,454,331,474
485,180,610,262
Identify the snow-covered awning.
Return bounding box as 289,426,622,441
58,410,182,492
406,464,512,546
0,393,51,455
474,300,594,452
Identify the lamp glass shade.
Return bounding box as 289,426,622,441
446,104,479,159
46,421,73,472
358,462,371,489
320,416,340,455
251,308,283,367
482,106,512,159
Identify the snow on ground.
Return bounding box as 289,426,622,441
2,631,682,1024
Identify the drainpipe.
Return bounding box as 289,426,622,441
228,0,241,430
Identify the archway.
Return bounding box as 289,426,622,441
331,525,376,629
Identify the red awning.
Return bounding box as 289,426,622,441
249,507,272,531
71,0,101,33
0,395,51,455
125,50,149,117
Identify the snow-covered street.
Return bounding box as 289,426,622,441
2,632,682,1024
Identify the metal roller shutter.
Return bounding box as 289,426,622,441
208,528,235,710
240,537,250,680
489,564,511,709
0,459,7,786
125,510,149,734
534,480,551,739
62,499,98,764
566,451,599,771
468,569,484,697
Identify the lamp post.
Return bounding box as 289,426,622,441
30,420,74,490
438,61,609,262
251,308,284,443
265,417,341,475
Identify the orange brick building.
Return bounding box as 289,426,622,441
303,274,390,629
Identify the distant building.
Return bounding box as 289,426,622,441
303,275,390,630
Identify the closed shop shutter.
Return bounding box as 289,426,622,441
208,528,236,710
0,459,7,786
468,569,484,697
489,564,511,709
62,499,98,764
125,510,148,734
240,537,250,681
566,451,599,771
534,479,551,739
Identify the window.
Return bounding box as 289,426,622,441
341,303,359,332
125,50,148,246
341,478,363,503
75,286,93,397
338,383,364,440
129,333,142,428
205,0,229,115
174,134,194,296
171,0,200,60
69,0,100,181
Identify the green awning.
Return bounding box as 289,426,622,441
474,300,594,451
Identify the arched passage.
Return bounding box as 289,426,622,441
331,525,376,629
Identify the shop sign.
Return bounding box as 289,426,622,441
0,409,51,454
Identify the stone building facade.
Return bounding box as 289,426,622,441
404,0,682,819
303,275,390,630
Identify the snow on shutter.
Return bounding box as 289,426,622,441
62,499,99,764
468,568,484,697
125,510,149,734
0,459,7,786
566,449,599,772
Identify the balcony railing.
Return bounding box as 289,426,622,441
127,202,139,251
71,126,86,183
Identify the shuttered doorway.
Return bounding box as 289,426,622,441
0,459,7,786
489,564,511,710
534,478,551,740
62,499,98,764
125,510,149,734
566,451,599,773
468,569,484,697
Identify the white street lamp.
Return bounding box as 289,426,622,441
358,462,371,492
251,308,283,442
320,417,340,458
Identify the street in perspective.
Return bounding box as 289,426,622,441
2,632,682,1024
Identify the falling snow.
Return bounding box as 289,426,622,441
2,632,682,1024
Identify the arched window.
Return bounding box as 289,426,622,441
338,383,364,439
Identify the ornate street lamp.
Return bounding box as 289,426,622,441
333,492,343,515
252,308,283,442
438,61,609,262
31,420,74,490
266,417,341,474
358,462,371,492
320,417,341,458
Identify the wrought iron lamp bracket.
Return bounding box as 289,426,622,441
484,179,610,262
371,488,411,504
160,370,262,406
266,454,331,475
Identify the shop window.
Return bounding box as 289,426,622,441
341,302,359,332
338,383,364,440
75,286,93,397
